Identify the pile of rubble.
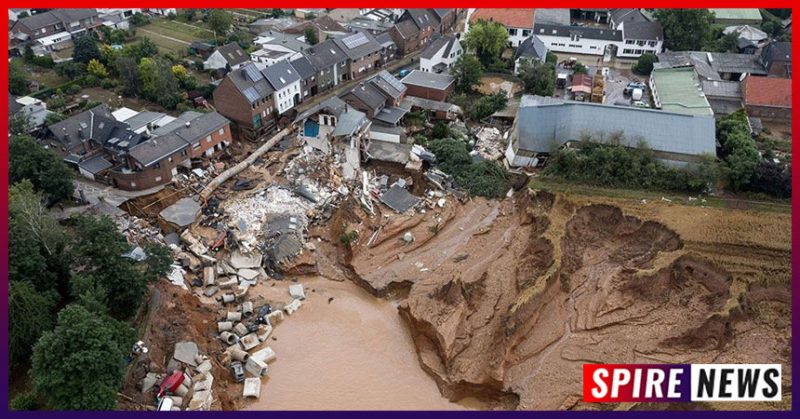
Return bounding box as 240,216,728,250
471,126,506,161
142,342,216,411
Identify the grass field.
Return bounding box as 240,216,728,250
135,18,214,54
529,176,791,214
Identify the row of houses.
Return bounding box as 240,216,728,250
41,105,232,191
213,9,461,140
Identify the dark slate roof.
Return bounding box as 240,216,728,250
405,9,437,30
421,35,458,60
376,32,395,48
432,9,453,20
215,43,249,67
394,19,420,39
515,35,548,60
533,8,571,26
48,105,142,151
701,80,742,99
610,8,650,25
8,94,22,115
332,31,382,60
262,59,301,91
128,133,188,167
401,70,455,90
370,70,407,100
374,106,408,125
303,39,347,71
622,21,663,41
290,55,316,80
16,8,97,30
152,111,229,146
227,62,275,103
78,154,112,174
380,185,420,213
312,15,347,33
761,41,791,62
344,82,387,112
332,108,369,137
657,51,767,80
534,23,623,42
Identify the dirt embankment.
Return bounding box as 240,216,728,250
340,191,792,410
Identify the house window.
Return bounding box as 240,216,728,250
193,143,201,150
168,157,173,162
218,128,224,135
623,49,634,54
508,28,517,36
154,162,160,169
626,40,635,45
648,41,657,47
253,115,261,129
522,29,531,37
182,150,188,156
570,33,582,42
155,176,162,182
131,182,136,187
206,135,212,143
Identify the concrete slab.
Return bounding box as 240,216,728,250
243,377,261,398
239,333,260,351
173,341,199,366
288,284,306,300
284,298,302,315
229,251,262,270
238,268,260,282
245,357,268,377
251,346,277,364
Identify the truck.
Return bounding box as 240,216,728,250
631,88,643,101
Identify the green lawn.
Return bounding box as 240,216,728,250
529,176,791,214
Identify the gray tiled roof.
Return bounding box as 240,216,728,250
533,8,571,26
622,21,663,41
303,39,347,71
262,59,301,91
290,55,316,80
376,32,395,48
401,70,454,90
17,8,97,30
657,51,767,80
610,8,649,25
374,106,408,125
215,43,249,67
701,80,742,99
534,23,623,42
344,82,387,112
513,95,716,157
332,31,382,60
78,154,112,174
227,63,275,103
332,108,369,137
370,70,407,100
393,19,420,39
128,133,188,167
48,105,142,151
515,35,548,60
421,35,458,60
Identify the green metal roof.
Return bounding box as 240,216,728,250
651,67,713,116
709,9,763,22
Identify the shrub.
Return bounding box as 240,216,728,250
468,91,507,121
65,84,82,95
633,53,658,75
340,230,359,246
428,138,510,198
10,392,39,410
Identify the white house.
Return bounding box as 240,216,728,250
204,43,250,71
146,9,177,16
250,44,302,69
9,95,51,132
420,35,463,74
532,21,663,59
467,9,535,47
262,59,302,114
514,35,548,74
8,9,32,22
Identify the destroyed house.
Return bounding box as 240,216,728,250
213,63,276,139
263,215,305,265
506,95,716,168
150,111,233,159
332,31,383,80
45,105,143,163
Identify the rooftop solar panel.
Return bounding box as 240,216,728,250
378,71,405,93
243,86,261,103
243,63,264,82
342,32,369,49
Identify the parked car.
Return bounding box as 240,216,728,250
627,81,646,90
632,100,649,108
231,361,245,383
397,69,411,78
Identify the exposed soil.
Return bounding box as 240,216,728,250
338,190,792,410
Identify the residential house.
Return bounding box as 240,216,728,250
285,15,348,42
146,9,177,16
303,39,349,92
401,70,455,102
648,65,713,116
533,21,663,59
250,44,301,69
113,109,176,135
723,25,769,54
8,9,33,22
213,63,276,139
741,75,792,121
293,9,327,19
376,33,398,66
420,35,463,74
658,51,768,81
514,35,548,74
290,55,318,99
254,31,312,55
390,9,438,55
467,9,535,47
204,43,249,72
709,9,763,26
700,80,743,117
8,95,51,132
97,8,141,30
347,17,395,36
149,111,233,159
262,59,302,115
608,8,650,29
340,70,408,123
431,9,458,33
506,95,716,167
759,41,792,78
10,8,100,55
333,31,383,80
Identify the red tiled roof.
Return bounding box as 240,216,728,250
469,8,536,29
742,76,792,108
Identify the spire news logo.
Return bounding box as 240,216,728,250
584,364,781,402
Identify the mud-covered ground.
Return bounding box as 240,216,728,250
121,183,791,411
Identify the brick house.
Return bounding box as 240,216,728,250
401,70,455,102
741,75,792,121
303,39,349,92
333,31,384,80
213,63,276,140
390,10,436,55
759,42,792,78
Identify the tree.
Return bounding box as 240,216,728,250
70,215,169,318
55,61,87,79
464,19,509,67
654,9,715,51
115,56,139,96
761,21,784,38
706,28,739,53
546,51,558,64
633,53,658,75
129,12,150,27
749,160,791,198
572,63,588,75
23,45,35,62
138,58,181,109
518,61,555,96
72,34,101,63
208,10,233,37
171,64,188,80
9,60,30,95
9,281,57,367
31,304,135,410
121,37,158,62
468,91,508,120
9,113,32,136
9,135,75,203
305,27,319,45
87,59,109,78
450,54,483,94
432,121,451,139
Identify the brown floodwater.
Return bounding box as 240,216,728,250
243,277,472,411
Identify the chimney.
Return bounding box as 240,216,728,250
78,127,85,139
186,121,191,127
